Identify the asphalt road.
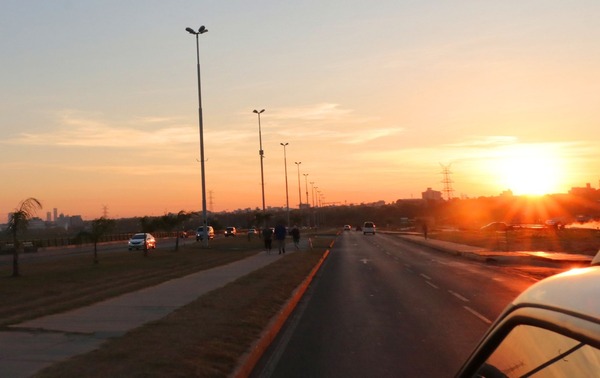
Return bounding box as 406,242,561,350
253,231,538,377
0,237,186,266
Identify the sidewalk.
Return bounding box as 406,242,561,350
0,249,286,378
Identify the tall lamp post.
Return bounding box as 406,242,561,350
294,161,302,208
281,142,290,226
253,109,266,225
303,173,309,206
186,25,209,247
310,181,315,227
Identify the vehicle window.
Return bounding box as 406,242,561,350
477,325,600,377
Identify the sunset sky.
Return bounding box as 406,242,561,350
2,1,600,221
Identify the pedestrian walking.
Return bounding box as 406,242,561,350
291,225,300,250
262,227,273,254
274,221,287,254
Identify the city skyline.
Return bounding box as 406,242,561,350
2,2,600,220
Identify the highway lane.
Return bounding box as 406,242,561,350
253,230,537,377
0,237,186,266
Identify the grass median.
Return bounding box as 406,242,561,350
1,231,336,377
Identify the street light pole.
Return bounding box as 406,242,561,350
303,173,309,207
294,161,302,208
253,109,266,225
281,142,290,226
186,25,209,248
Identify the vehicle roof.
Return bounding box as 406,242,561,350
512,265,600,319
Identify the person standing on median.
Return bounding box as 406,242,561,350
291,225,300,250
274,221,287,255
262,226,273,254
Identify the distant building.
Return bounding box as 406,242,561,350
422,187,443,201
569,183,597,198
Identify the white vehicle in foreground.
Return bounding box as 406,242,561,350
457,252,600,377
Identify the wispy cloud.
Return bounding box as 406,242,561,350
265,103,354,121
3,110,197,148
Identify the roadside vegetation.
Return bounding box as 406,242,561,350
427,227,600,255
0,236,261,327
0,228,336,376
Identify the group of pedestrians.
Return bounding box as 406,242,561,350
262,221,301,254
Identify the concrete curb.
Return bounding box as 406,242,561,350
232,241,334,377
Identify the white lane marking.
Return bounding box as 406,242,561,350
420,273,431,280
426,281,439,289
464,306,492,324
448,290,469,302
359,258,370,264
385,251,392,256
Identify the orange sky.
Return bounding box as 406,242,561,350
2,2,600,221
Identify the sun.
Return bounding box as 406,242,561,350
494,144,564,196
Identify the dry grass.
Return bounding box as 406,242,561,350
2,232,336,377
0,239,265,328
429,227,600,255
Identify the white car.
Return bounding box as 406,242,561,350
343,225,352,231
196,226,215,241
128,233,156,251
362,221,376,235
457,252,600,376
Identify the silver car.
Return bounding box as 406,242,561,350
128,233,156,251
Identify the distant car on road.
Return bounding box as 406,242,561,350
247,228,257,236
196,226,215,241
457,251,600,377
480,222,512,232
224,227,237,237
362,221,376,235
343,225,352,231
128,233,156,251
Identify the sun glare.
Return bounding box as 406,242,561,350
494,145,564,196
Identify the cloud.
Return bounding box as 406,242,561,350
3,110,197,148
264,103,354,121
445,135,519,148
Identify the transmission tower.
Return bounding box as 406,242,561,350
440,163,455,200
208,190,214,213
102,205,109,218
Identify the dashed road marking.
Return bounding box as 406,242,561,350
464,306,492,324
426,281,439,289
420,273,431,280
448,290,469,302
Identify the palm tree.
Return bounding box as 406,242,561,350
78,217,116,264
7,197,42,277
160,211,192,251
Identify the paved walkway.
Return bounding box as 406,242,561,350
0,249,287,378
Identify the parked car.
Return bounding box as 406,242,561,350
224,226,237,237
196,226,215,241
362,221,376,235
128,233,156,251
247,228,257,236
480,222,512,232
343,225,352,231
457,251,600,377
